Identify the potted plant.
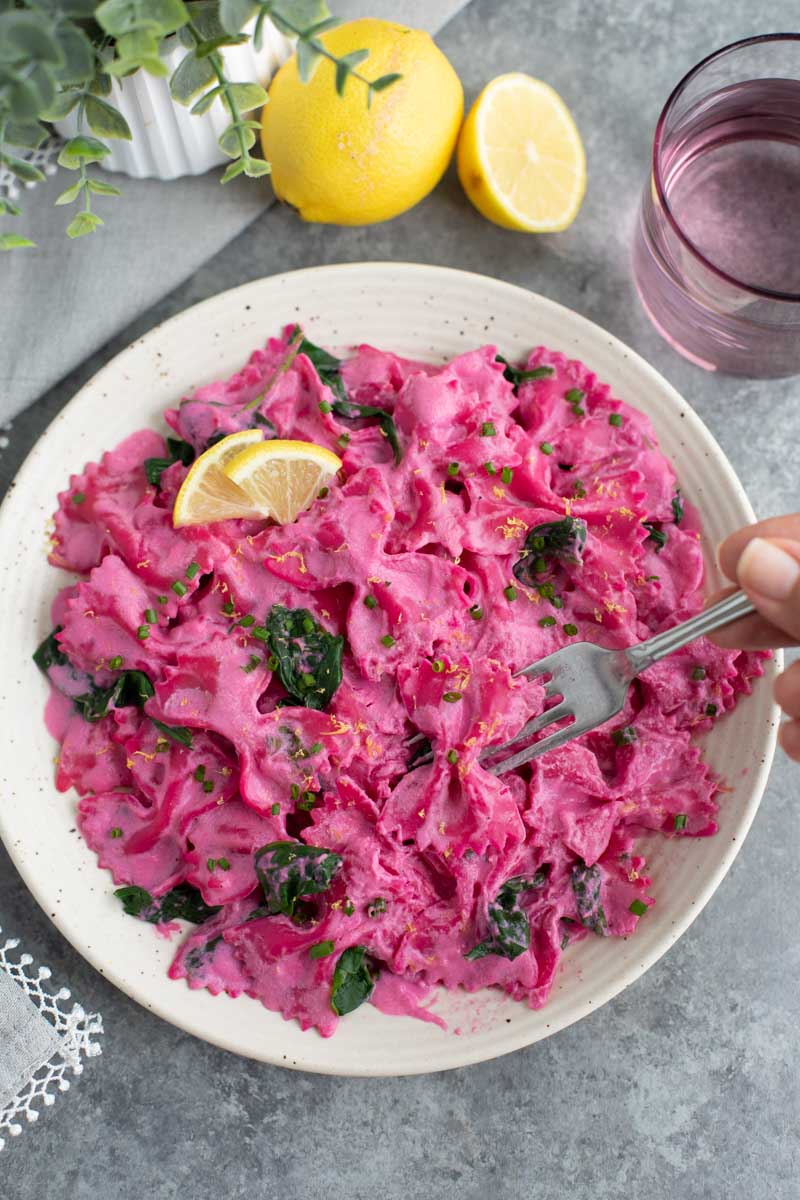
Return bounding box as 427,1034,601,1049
0,0,400,246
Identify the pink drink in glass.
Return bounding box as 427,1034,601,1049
633,35,800,377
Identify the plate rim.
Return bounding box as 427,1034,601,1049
0,261,780,1075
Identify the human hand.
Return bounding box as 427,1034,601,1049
709,515,800,760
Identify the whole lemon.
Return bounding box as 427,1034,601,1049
261,18,463,225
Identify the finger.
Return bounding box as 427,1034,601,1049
779,718,800,762
736,538,800,642
706,585,799,650
774,660,800,719
718,515,800,581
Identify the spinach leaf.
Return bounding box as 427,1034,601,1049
150,718,194,749
330,945,375,1016
513,517,588,587
114,883,220,924
570,862,608,935
495,353,556,391
254,841,343,918
265,605,344,711
671,490,684,525
298,333,402,464
73,669,156,723
205,412,277,451
33,627,68,672
144,437,195,488
465,868,550,961
643,521,668,552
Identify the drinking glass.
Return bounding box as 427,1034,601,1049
632,34,800,377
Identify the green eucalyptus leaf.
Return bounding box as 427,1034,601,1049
219,156,245,183
89,70,113,95
241,155,270,178
0,198,23,217
184,0,227,40
55,178,86,205
194,33,247,57
224,81,267,113
369,71,401,93
58,134,111,168
9,65,56,119
190,85,222,114
85,94,132,139
52,24,94,85
60,0,100,16
3,155,46,183
5,120,48,149
66,210,103,238
97,0,188,38
268,0,329,37
306,15,340,35
0,233,36,250
218,121,255,157
87,178,122,196
0,12,64,65
334,48,369,96
38,88,81,119
218,0,255,34
169,49,215,103
296,38,322,83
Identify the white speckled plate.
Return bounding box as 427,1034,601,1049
0,264,780,1075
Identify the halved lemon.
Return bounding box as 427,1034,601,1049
172,429,265,528
223,440,342,525
457,73,586,232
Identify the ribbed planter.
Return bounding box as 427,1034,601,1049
55,20,293,180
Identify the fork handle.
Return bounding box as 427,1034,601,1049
625,589,755,675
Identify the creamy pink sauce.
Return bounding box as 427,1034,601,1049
41,329,765,1037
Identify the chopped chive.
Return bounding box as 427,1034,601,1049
364,594,378,609
563,623,578,637
564,389,585,405
431,659,445,673
194,766,206,782
108,655,123,670
367,896,387,917
298,790,317,810
319,400,332,414
608,413,623,428
157,596,168,605
500,466,513,484
309,940,335,959
561,934,570,951
290,784,300,801
144,608,157,624
318,486,329,499
308,742,322,755
573,481,587,498
645,575,660,582
484,461,497,476
186,561,200,580
267,655,279,670
447,462,459,477
238,614,255,627
203,780,214,793
301,672,315,687
271,802,280,816
337,434,350,449
343,900,355,916
380,634,396,648
552,596,564,609
705,703,718,717
540,442,554,456
611,725,637,746
537,580,554,597
504,585,517,601
442,691,462,703
691,666,706,681
481,422,496,437
171,580,187,597
534,556,547,575
539,616,556,628
251,625,269,641
302,617,315,635
629,899,648,917
221,601,235,615
469,604,483,620
72,491,85,505
110,826,122,839
446,749,459,765
243,654,261,673
136,625,150,640
218,857,230,871
533,536,546,551
207,858,216,871
528,365,556,379
674,813,687,831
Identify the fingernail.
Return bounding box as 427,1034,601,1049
738,538,800,601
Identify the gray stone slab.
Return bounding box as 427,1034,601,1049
2,1,799,1196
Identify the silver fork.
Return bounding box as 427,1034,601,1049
411,590,755,774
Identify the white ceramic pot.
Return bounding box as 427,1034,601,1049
55,20,293,180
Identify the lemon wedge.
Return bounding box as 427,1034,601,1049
172,429,266,528
457,73,586,232
222,440,342,525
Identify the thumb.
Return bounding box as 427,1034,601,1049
735,537,800,641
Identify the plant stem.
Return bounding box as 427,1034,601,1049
266,10,380,93
184,21,256,171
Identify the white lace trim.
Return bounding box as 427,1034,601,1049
0,931,103,1150
0,136,63,202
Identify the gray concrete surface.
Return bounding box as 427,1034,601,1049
2,1,799,1196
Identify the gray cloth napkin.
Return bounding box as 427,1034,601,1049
0,0,470,421
0,967,61,1110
